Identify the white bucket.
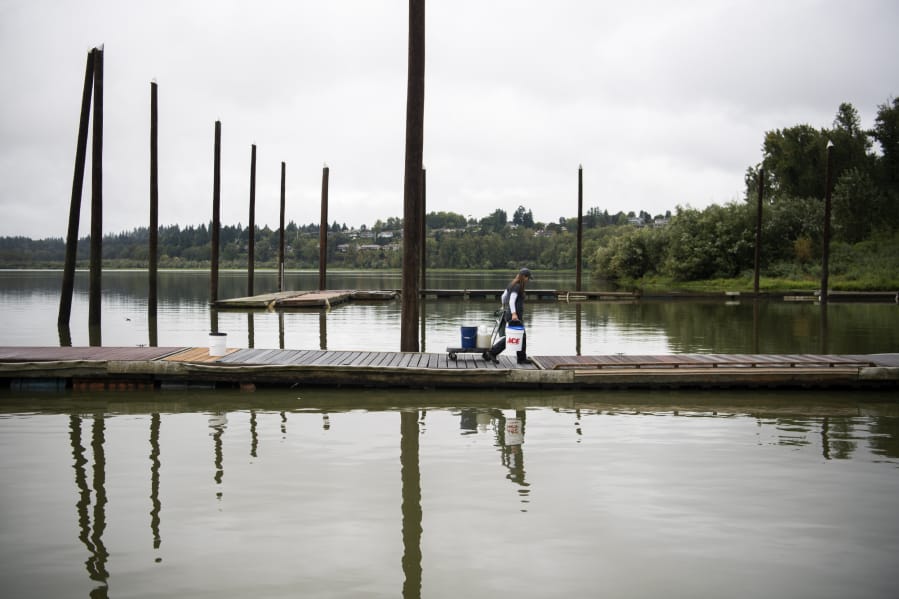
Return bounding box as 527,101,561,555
476,324,492,348
506,325,525,348
208,332,227,356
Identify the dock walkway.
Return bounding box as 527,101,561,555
1,347,897,391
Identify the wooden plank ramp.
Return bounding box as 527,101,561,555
1,347,897,390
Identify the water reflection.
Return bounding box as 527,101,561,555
69,414,109,598
209,413,227,499
149,413,161,554
400,411,422,599
6,392,897,598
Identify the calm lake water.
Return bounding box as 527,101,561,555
1,270,898,598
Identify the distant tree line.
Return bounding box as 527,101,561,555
0,205,663,272
2,99,896,288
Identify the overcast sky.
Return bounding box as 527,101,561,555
1,0,897,239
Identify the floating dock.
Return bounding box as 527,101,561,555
212,289,898,310
1,347,897,391
213,289,397,309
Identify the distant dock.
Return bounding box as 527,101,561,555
211,288,898,310
1,346,897,391
213,289,398,309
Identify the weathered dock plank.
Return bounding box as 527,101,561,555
0,347,896,390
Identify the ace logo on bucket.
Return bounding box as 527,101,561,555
506,325,524,346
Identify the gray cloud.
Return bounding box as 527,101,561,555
1,0,897,239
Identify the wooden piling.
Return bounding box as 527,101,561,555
89,46,104,337
319,165,329,290
401,0,425,353
576,164,583,292
58,49,95,328
149,81,159,322
420,168,426,290
753,167,763,295
278,161,286,292
210,121,221,309
821,142,834,306
248,145,256,296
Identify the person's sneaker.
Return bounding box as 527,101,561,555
517,357,532,365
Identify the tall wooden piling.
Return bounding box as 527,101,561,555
753,167,764,295
88,46,104,340
419,168,426,290
821,141,834,306
400,0,426,353
576,165,583,292
278,161,286,292
149,81,159,321
58,49,95,328
210,121,221,309
248,145,257,296
319,165,329,290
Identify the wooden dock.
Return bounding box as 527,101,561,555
1,347,897,391
213,289,397,309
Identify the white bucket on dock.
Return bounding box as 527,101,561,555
209,332,227,356
476,324,492,348
506,325,524,348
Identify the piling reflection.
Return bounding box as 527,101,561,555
400,410,422,599
149,414,161,554
69,414,109,598
35,396,899,597
209,413,227,499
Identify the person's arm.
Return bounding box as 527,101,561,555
509,290,519,320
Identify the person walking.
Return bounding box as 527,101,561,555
483,267,533,364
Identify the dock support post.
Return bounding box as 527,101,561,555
248,145,257,297
88,46,104,341
576,164,583,292
210,121,221,312
400,0,425,353
149,81,159,329
419,167,426,290
319,164,329,290
59,49,95,328
279,161,286,292
821,141,834,306
753,167,763,295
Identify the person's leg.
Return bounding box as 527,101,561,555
516,328,528,363
484,319,506,362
